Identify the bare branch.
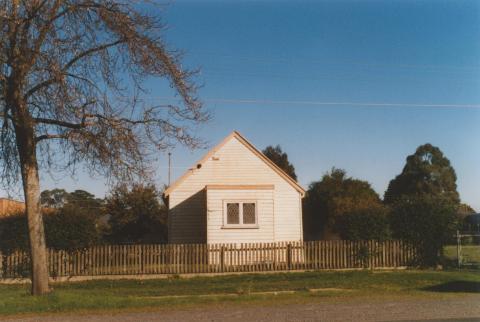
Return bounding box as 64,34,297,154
25,40,125,98
33,117,85,129
35,133,68,142
1,0,208,187
64,39,126,72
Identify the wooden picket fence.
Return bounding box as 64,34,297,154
0,240,416,279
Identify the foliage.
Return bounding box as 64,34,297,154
355,244,372,268
262,145,297,181
41,188,106,235
457,203,476,216
384,144,461,266
44,205,99,251
41,189,104,210
105,184,167,244
335,206,391,241
390,196,457,266
0,212,30,254
384,144,460,205
303,168,383,240
40,189,69,209
0,207,99,254
66,190,104,210
456,203,476,226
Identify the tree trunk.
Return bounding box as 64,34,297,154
11,98,50,295
20,151,50,295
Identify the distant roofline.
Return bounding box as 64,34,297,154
0,197,24,204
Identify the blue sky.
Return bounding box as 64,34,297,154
14,1,480,209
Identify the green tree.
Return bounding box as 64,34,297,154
385,144,460,265
303,168,383,240
384,144,460,204
457,204,477,232
105,184,167,244
66,190,104,211
40,189,105,234
40,189,104,210
390,196,457,266
456,203,476,221
40,189,68,209
335,206,390,241
262,145,297,181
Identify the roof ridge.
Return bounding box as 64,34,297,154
163,131,305,197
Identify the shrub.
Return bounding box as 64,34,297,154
45,205,99,251
303,168,383,240
0,212,29,254
0,206,99,254
105,184,167,244
335,206,391,241
390,196,457,266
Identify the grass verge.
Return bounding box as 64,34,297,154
0,269,479,316
444,245,480,265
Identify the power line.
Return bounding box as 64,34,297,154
190,51,480,73
143,96,480,109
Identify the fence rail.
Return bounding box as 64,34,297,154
0,240,416,279
453,230,480,268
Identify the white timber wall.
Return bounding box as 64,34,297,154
206,189,274,243
168,136,303,244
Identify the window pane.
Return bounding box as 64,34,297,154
227,203,240,224
243,203,256,224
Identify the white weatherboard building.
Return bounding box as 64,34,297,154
164,131,305,245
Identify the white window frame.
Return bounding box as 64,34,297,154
222,200,258,229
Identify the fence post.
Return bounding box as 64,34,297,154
287,243,292,270
456,230,461,268
140,245,144,274
220,246,225,272
370,240,374,270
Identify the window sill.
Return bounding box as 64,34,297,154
221,225,259,229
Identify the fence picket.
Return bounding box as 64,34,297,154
0,240,416,279
157,244,161,274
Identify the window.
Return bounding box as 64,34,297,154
226,203,240,224
243,203,256,224
223,201,257,228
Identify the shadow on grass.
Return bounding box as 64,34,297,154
423,281,480,293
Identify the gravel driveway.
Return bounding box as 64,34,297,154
3,295,480,322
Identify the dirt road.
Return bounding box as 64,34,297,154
3,295,480,322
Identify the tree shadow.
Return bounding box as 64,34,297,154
423,281,480,293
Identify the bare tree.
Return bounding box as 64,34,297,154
0,1,208,295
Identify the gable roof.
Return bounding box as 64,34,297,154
163,131,305,197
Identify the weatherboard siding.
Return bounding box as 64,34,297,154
168,136,303,244
206,189,274,243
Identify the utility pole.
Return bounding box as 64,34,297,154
456,230,461,268
168,152,172,186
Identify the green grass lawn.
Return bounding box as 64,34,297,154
0,270,479,316
444,245,480,265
